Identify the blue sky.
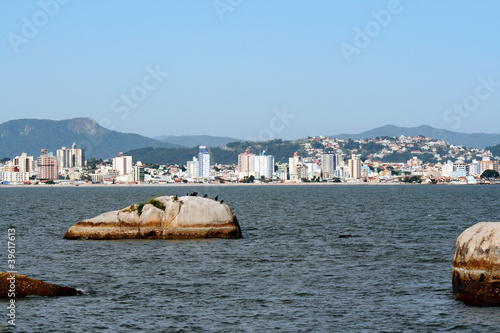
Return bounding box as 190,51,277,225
1,0,499,140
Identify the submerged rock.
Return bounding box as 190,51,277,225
453,222,500,306
64,196,242,240
0,272,81,298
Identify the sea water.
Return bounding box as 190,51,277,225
1,185,500,332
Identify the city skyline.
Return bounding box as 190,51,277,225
1,1,499,140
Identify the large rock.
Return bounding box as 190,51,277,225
0,272,81,298
453,222,500,306
64,196,242,240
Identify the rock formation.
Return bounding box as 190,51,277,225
0,272,81,298
453,222,500,306
64,196,242,240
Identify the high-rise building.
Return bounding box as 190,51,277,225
441,160,454,178
321,152,336,178
348,155,362,179
113,153,133,176
133,162,145,182
14,153,35,176
37,149,58,181
304,161,319,180
469,160,481,176
238,150,255,179
57,143,85,170
479,158,499,173
254,152,275,179
198,146,211,178
289,152,303,182
276,163,288,181
187,157,200,178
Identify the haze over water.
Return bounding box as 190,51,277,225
2,185,500,332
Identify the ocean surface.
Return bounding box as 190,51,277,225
1,185,500,332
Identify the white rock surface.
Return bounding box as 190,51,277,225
64,196,242,240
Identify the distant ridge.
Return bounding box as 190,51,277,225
153,134,242,148
332,125,500,149
0,118,184,159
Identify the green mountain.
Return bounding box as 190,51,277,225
0,118,184,159
153,135,242,148
126,139,303,165
333,125,500,149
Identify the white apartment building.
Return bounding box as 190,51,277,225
187,157,200,178
113,153,133,176
13,153,35,176
57,143,85,170
254,153,275,179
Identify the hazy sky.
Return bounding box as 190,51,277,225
1,0,499,140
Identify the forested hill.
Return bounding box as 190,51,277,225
125,139,303,165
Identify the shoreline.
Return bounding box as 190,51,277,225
0,182,493,188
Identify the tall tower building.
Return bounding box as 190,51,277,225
348,155,362,179
37,149,58,181
238,150,255,179
321,151,336,179
133,162,145,182
113,153,133,176
14,153,35,176
198,146,211,178
289,152,303,182
187,156,200,178
57,143,85,169
254,152,275,179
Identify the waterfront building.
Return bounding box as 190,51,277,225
361,165,371,178
479,158,499,173
2,171,30,183
469,160,481,176
304,161,319,180
348,155,362,179
57,143,85,170
289,152,303,182
198,146,210,178
187,157,199,178
133,162,145,182
237,150,255,179
13,153,35,176
321,152,336,178
276,163,288,181
254,152,275,179
113,153,133,176
441,160,454,178
37,149,58,181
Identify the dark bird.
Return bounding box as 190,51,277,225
193,192,198,196
220,200,224,205
215,196,218,201
203,194,208,198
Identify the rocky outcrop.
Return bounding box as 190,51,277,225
64,196,242,240
0,273,81,298
453,222,500,306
